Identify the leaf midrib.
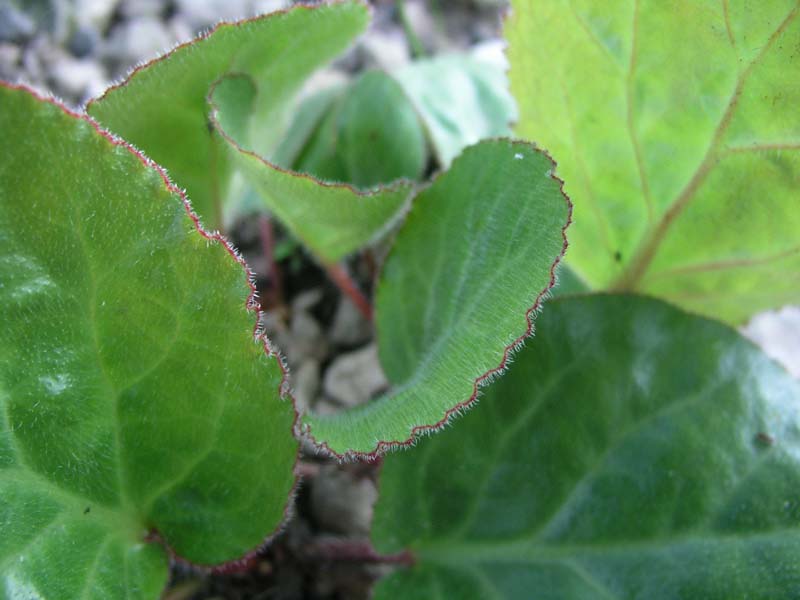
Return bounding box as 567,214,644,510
414,527,800,566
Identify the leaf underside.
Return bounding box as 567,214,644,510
372,294,800,599
507,0,800,323
87,1,371,229
301,139,571,456
0,85,297,598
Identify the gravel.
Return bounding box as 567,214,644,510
323,344,388,408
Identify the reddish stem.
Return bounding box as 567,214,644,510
259,215,284,309
305,539,414,566
325,262,373,321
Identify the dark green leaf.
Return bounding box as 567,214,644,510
373,294,800,599
271,84,346,174
336,70,427,187
273,70,428,190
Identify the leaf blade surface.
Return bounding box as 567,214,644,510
301,140,571,455
394,52,517,167
1,84,298,597
506,0,800,322
372,294,800,599
87,2,370,228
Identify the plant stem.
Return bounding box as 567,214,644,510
259,214,285,310
325,262,373,321
305,539,414,566
397,0,426,59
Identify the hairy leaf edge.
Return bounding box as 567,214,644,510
300,138,574,461
84,0,372,113
0,80,302,573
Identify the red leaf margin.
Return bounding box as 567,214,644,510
299,139,574,461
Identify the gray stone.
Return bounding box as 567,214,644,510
117,0,164,19
292,359,320,413
165,16,193,47
310,465,378,536
0,4,35,43
174,0,255,31
292,288,323,313
328,296,372,348
67,25,99,58
21,44,45,82
49,54,107,100
322,344,387,408
102,17,173,69
251,0,286,16
71,0,119,29
288,310,328,364
21,37,62,87
742,306,800,378
0,42,21,79
268,288,329,365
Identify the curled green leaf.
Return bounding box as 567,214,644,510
301,139,571,457
209,73,415,263
87,1,371,228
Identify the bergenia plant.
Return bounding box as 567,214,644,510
1,0,798,598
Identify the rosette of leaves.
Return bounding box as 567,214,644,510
85,1,571,457
2,3,572,597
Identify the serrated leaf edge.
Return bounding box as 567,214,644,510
84,0,373,113
299,138,574,461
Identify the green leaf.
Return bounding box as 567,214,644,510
372,294,800,599
301,140,570,456
87,2,370,228
289,90,350,184
333,69,428,187
275,70,427,189
210,74,415,263
506,1,800,323
0,85,298,597
271,84,346,172
550,263,590,298
394,52,517,167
